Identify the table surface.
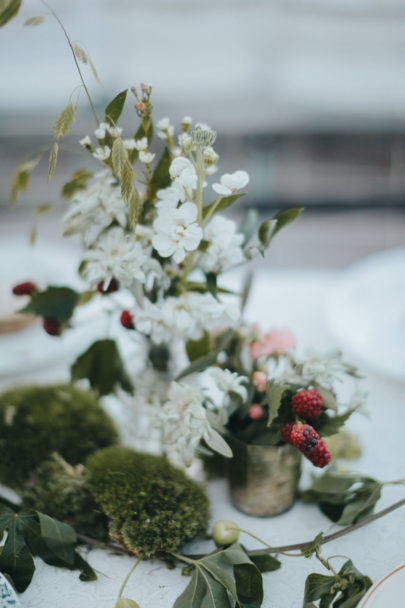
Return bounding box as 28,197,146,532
1,265,404,608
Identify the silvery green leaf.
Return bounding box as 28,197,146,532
204,427,232,458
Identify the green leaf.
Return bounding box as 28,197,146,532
266,381,287,427
314,408,356,437
203,193,245,220
176,329,234,380
271,207,303,238
300,532,324,558
105,89,128,126
315,387,338,412
38,512,76,565
0,506,35,592
21,286,79,324
74,552,97,582
115,600,141,608
239,209,259,246
60,169,93,199
121,160,134,202
240,273,253,312
71,338,133,396
149,147,171,200
337,481,381,526
54,103,77,139
303,572,335,605
248,554,281,573
234,563,263,608
0,0,22,27
9,155,42,207
186,332,211,362
257,207,303,255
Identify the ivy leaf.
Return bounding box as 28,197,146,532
186,331,211,362
60,169,93,199
248,554,281,573
37,512,77,565
337,481,382,526
105,89,128,126
202,193,245,220
71,338,133,396
0,506,35,592
21,286,79,324
176,329,234,380
266,381,288,427
149,146,171,200
0,0,22,27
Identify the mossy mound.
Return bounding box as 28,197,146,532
22,455,109,541
86,446,210,558
0,384,118,486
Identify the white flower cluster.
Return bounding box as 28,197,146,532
132,292,239,344
63,170,127,237
202,215,245,273
161,381,232,466
281,349,359,387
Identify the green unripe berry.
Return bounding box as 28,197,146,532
212,520,240,545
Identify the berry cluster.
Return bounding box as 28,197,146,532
280,389,330,468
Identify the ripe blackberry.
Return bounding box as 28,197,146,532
43,318,61,336
12,281,36,296
307,440,331,468
290,424,319,455
120,310,134,330
280,422,295,444
292,389,323,421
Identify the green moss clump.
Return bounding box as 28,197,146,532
86,446,210,558
0,384,118,486
21,455,109,541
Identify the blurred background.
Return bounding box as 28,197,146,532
1,0,405,266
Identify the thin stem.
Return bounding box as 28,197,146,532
315,547,337,576
118,557,142,599
40,0,99,126
171,551,195,565
235,527,300,558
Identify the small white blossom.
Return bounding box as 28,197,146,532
109,125,123,138
203,146,219,165
157,117,174,139
169,156,193,179
139,151,156,164
94,122,110,139
202,215,245,272
210,368,248,401
123,139,137,150
93,146,111,161
152,202,202,263
82,227,156,289
157,117,171,130
79,135,92,148
156,182,187,209
178,133,192,151
181,116,192,128
281,350,358,387
161,381,232,466
212,170,250,196
134,137,148,151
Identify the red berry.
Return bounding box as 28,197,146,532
97,278,119,294
120,310,134,329
248,404,264,420
42,318,61,336
290,424,320,456
280,422,295,444
12,281,36,296
292,389,323,421
307,440,331,468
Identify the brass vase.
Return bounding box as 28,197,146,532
227,435,301,517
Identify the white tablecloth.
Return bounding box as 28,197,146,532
2,267,405,608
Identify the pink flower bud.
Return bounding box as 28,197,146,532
253,371,267,392
248,404,264,420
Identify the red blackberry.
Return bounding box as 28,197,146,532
97,278,119,294
12,281,36,296
307,440,331,468
292,389,323,421
120,310,134,330
280,422,295,444
290,424,319,455
42,318,61,336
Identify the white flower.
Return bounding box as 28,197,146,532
210,368,248,402
79,135,92,147
93,146,111,161
94,122,110,139
134,137,148,151
203,146,219,165
161,381,232,466
178,133,192,151
62,170,127,235
212,170,250,196
202,215,245,272
181,116,192,127
156,182,187,209
157,117,171,130
139,151,156,164
157,117,174,139
169,156,193,179
123,139,137,150
152,202,202,263
281,350,358,387
109,126,123,138
81,227,154,289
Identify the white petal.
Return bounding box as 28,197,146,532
212,183,232,196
